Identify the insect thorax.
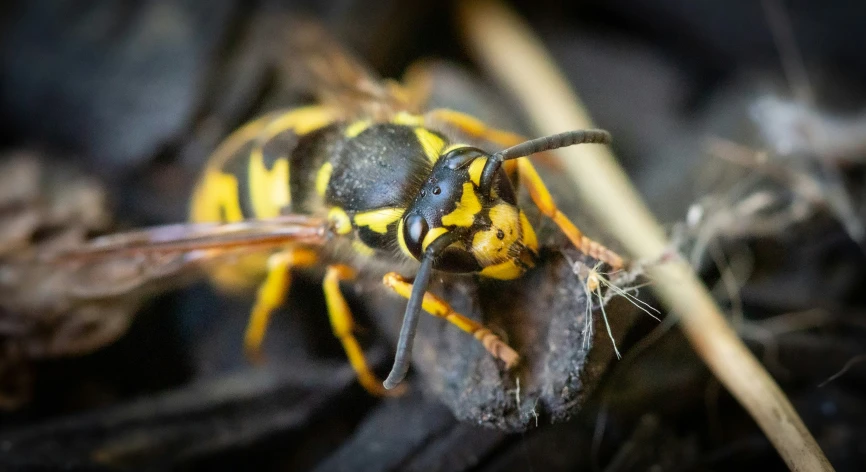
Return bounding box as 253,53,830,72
318,121,446,259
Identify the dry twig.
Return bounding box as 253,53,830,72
458,1,834,470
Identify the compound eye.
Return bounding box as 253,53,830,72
402,214,429,259
442,147,486,169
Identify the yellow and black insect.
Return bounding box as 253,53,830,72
182,28,627,394
42,25,628,396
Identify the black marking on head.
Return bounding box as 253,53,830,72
490,169,517,205
434,246,482,272
407,160,471,229
442,146,486,169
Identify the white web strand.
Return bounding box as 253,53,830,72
574,258,662,358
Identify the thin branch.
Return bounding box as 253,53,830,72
458,1,834,470
818,354,866,388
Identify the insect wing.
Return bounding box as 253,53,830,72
40,215,329,300
277,20,419,120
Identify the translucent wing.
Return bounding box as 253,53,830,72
7,215,329,303
46,215,329,262
0,214,329,359
275,19,425,120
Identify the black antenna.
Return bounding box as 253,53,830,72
383,233,456,390
479,129,611,191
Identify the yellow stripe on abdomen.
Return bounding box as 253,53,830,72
190,170,245,223
248,152,290,219
189,106,341,293
190,105,341,223
246,106,342,219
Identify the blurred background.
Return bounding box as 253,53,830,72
1,0,865,470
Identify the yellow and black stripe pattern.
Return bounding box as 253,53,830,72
185,95,620,396
191,107,539,290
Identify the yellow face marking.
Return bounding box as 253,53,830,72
392,112,425,127
519,211,538,252
468,157,487,187
421,227,449,252
441,182,482,228
316,162,333,197
479,259,524,280
328,207,353,235
352,240,376,256
353,207,404,234
190,171,244,222
396,218,413,259
248,150,290,218
414,128,446,163
471,204,519,264
344,120,371,138
489,204,520,242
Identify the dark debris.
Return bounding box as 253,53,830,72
2,1,866,471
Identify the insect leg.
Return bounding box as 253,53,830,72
515,157,626,270
382,272,520,369
324,265,403,396
424,108,526,175
244,248,318,362
425,108,525,147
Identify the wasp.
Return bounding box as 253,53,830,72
39,24,628,397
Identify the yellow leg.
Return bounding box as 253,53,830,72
515,158,626,270
244,248,318,363
324,265,403,396
424,108,531,179
382,272,520,369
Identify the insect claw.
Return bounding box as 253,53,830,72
474,328,520,369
